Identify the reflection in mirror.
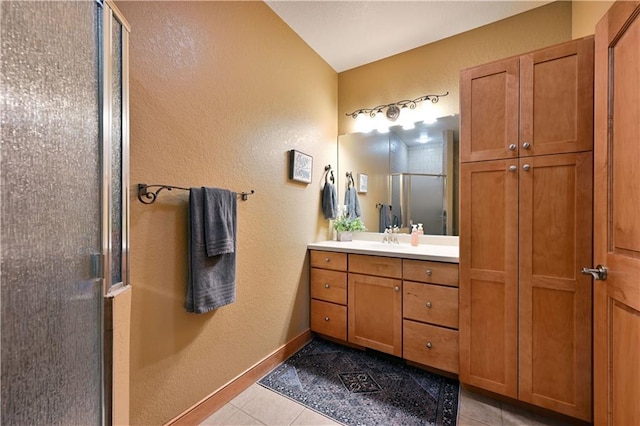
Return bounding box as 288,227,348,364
338,115,458,236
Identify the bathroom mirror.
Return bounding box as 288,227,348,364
337,115,459,235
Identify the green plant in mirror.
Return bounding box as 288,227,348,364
333,215,366,232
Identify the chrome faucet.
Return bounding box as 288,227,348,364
382,227,391,243
391,226,400,244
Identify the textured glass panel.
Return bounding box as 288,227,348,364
1,1,102,425
111,17,123,285
409,175,446,235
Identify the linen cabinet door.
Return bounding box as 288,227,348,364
519,37,594,157
348,273,402,357
460,58,519,163
518,153,593,421
459,159,519,398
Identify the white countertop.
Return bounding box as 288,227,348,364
308,233,459,263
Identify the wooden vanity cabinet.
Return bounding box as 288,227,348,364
459,37,594,421
348,254,402,357
309,250,460,374
309,251,348,341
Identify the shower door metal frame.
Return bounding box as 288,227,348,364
100,0,130,296
99,1,131,424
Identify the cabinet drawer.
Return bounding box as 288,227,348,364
403,320,459,374
310,250,347,271
404,282,459,329
311,300,347,341
403,259,458,287
311,268,347,305
349,254,402,279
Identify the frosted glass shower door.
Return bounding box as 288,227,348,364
1,1,103,424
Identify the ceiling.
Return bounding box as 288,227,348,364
265,0,552,72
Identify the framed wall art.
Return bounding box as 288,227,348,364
358,173,368,193
289,149,313,184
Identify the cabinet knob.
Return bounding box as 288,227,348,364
426,301,432,308
394,286,400,292
523,164,531,171
425,269,432,276
508,165,517,172
522,142,531,149
509,143,516,151
324,316,330,322
426,342,432,349
324,283,330,289
324,257,330,262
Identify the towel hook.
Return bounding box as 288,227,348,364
323,165,335,184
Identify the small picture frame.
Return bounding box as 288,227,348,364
289,149,313,184
358,173,368,193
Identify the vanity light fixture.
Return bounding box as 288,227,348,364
346,92,449,122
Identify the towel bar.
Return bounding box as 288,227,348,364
137,184,255,205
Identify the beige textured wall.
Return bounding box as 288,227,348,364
338,1,573,135
572,1,613,38
112,287,132,426
116,2,337,424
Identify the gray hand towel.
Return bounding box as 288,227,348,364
186,187,237,314
379,204,392,232
322,183,338,220
344,187,361,218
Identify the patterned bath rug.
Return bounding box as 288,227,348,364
259,338,459,425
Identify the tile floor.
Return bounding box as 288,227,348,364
201,380,574,426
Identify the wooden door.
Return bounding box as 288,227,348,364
348,273,402,356
594,3,640,425
460,58,519,163
518,153,593,421
520,38,594,157
459,159,518,398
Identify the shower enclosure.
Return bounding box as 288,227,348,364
1,1,130,424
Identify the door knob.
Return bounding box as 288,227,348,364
426,342,432,349
508,165,517,172
394,286,400,292
324,316,330,321
523,142,531,149
509,144,517,151
324,283,330,289
581,265,608,280
426,302,432,308
523,164,531,171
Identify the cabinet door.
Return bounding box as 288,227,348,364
594,3,640,425
348,273,402,356
460,58,519,162
459,159,518,398
520,37,594,157
518,153,593,421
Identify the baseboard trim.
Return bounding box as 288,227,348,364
166,329,312,426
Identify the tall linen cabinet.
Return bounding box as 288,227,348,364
458,37,594,421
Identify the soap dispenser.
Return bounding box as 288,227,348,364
411,224,419,246
417,223,424,235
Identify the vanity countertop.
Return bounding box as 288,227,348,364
308,233,459,263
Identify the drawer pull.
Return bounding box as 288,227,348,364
324,316,330,322
426,342,432,349
426,301,432,308
425,269,432,276
324,283,330,289
394,286,400,292
324,257,330,262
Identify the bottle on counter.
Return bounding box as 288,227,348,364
411,224,419,246
417,223,424,235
